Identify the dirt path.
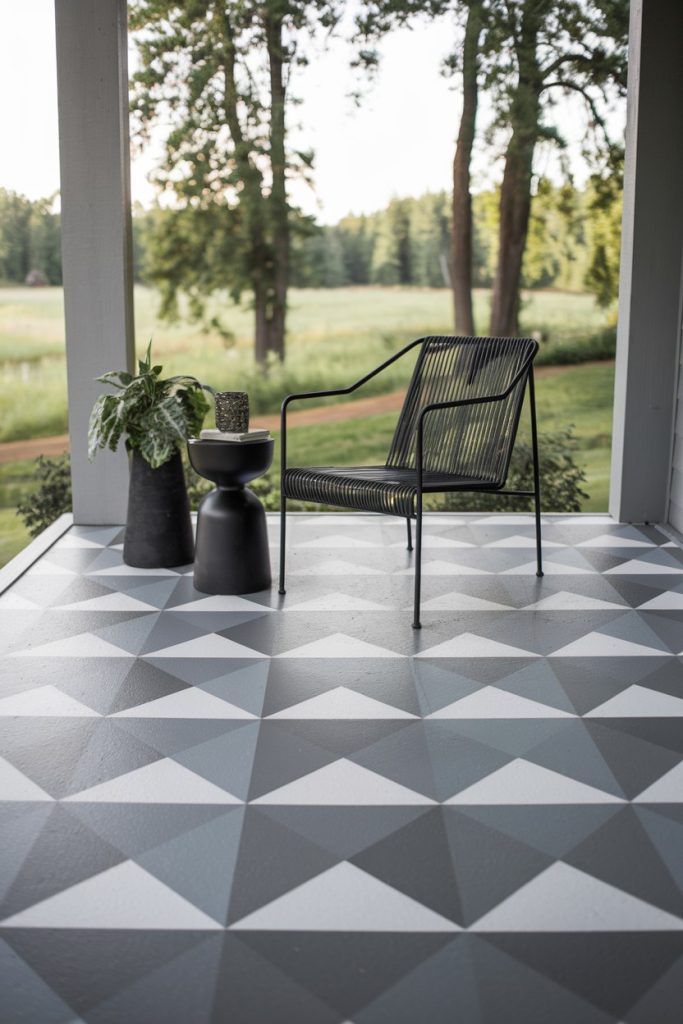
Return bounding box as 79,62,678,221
0,359,612,466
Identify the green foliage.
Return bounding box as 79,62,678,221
440,428,588,513
88,342,212,469
0,189,61,285
16,454,72,537
129,1,344,360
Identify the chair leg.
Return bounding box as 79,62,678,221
406,517,413,552
412,500,423,629
529,368,544,578
278,493,287,595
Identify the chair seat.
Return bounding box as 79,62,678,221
283,466,493,517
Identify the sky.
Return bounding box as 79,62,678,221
1,1,624,225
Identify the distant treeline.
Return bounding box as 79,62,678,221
1,179,620,305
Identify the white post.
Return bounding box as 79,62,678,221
55,0,135,524
609,0,683,523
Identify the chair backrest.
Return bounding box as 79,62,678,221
386,336,538,484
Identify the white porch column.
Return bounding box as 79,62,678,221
55,0,135,524
609,0,683,523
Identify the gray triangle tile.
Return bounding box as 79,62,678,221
226,808,336,925
565,807,683,918
0,937,78,1024
457,804,622,859
238,933,452,1020
64,802,233,859
259,806,430,859
137,807,245,925
199,662,269,717
0,805,125,919
173,723,260,800
1,930,206,1016
485,933,683,1020
351,721,513,802
352,807,552,927
211,934,342,1024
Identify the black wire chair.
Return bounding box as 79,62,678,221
279,335,543,628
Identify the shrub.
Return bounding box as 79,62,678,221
16,454,72,537
437,428,589,514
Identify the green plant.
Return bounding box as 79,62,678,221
16,454,72,537
88,342,212,468
438,428,589,514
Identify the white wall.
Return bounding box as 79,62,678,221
610,0,683,524
55,0,135,524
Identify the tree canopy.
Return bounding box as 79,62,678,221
130,0,341,362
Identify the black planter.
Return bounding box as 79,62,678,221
123,450,194,568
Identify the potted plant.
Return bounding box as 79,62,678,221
88,343,212,568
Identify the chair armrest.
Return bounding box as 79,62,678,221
280,336,424,473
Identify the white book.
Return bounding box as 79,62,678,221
199,428,271,442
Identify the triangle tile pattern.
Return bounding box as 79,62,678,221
2,513,683,1022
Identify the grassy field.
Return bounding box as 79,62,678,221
0,284,614,567
0,285,613,441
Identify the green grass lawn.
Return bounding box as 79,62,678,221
0,284,613,442
0,285,614,566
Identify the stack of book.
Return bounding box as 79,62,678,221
199,428,271,443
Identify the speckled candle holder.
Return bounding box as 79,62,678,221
214,391,249,433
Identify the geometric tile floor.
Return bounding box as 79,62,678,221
1,512,683,1023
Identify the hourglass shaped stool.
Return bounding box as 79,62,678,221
187,438,274,594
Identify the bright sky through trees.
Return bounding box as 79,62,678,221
1,0,624,224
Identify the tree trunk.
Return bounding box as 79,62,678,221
489,1,545,337
264,10,288,363
452,1,483,336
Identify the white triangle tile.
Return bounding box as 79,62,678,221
446,758,624,805
0,755,53,801
58,593,158,612
10,633,131,658
297,534,378,549
605,559,683,575
0,592,41,610
26,560,76,576
550,632,668,658
484,535,563,548
276,633,401,659
283,592,390,612
395,560,490,576
554,516,613,526
471,862,683,932
230,862,458,932
55,535,105,550
64,757,242,804
0,685,99,717
252,758,435,806
633,761,683,803
427,687,573,720
0,861,222,930
267,686,416,720
525,591,626,611
577,534,656,548
290,559,385,576
416,632,538,659
473,516,543,526
637,591,683,610
587,684,683,718
391,536,474,549
169,595,273,613
502,560,586,575
420,592,513,612
88,564,179,576
144,634,267,659
113,687,256,719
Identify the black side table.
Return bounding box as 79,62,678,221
187,438,274,594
